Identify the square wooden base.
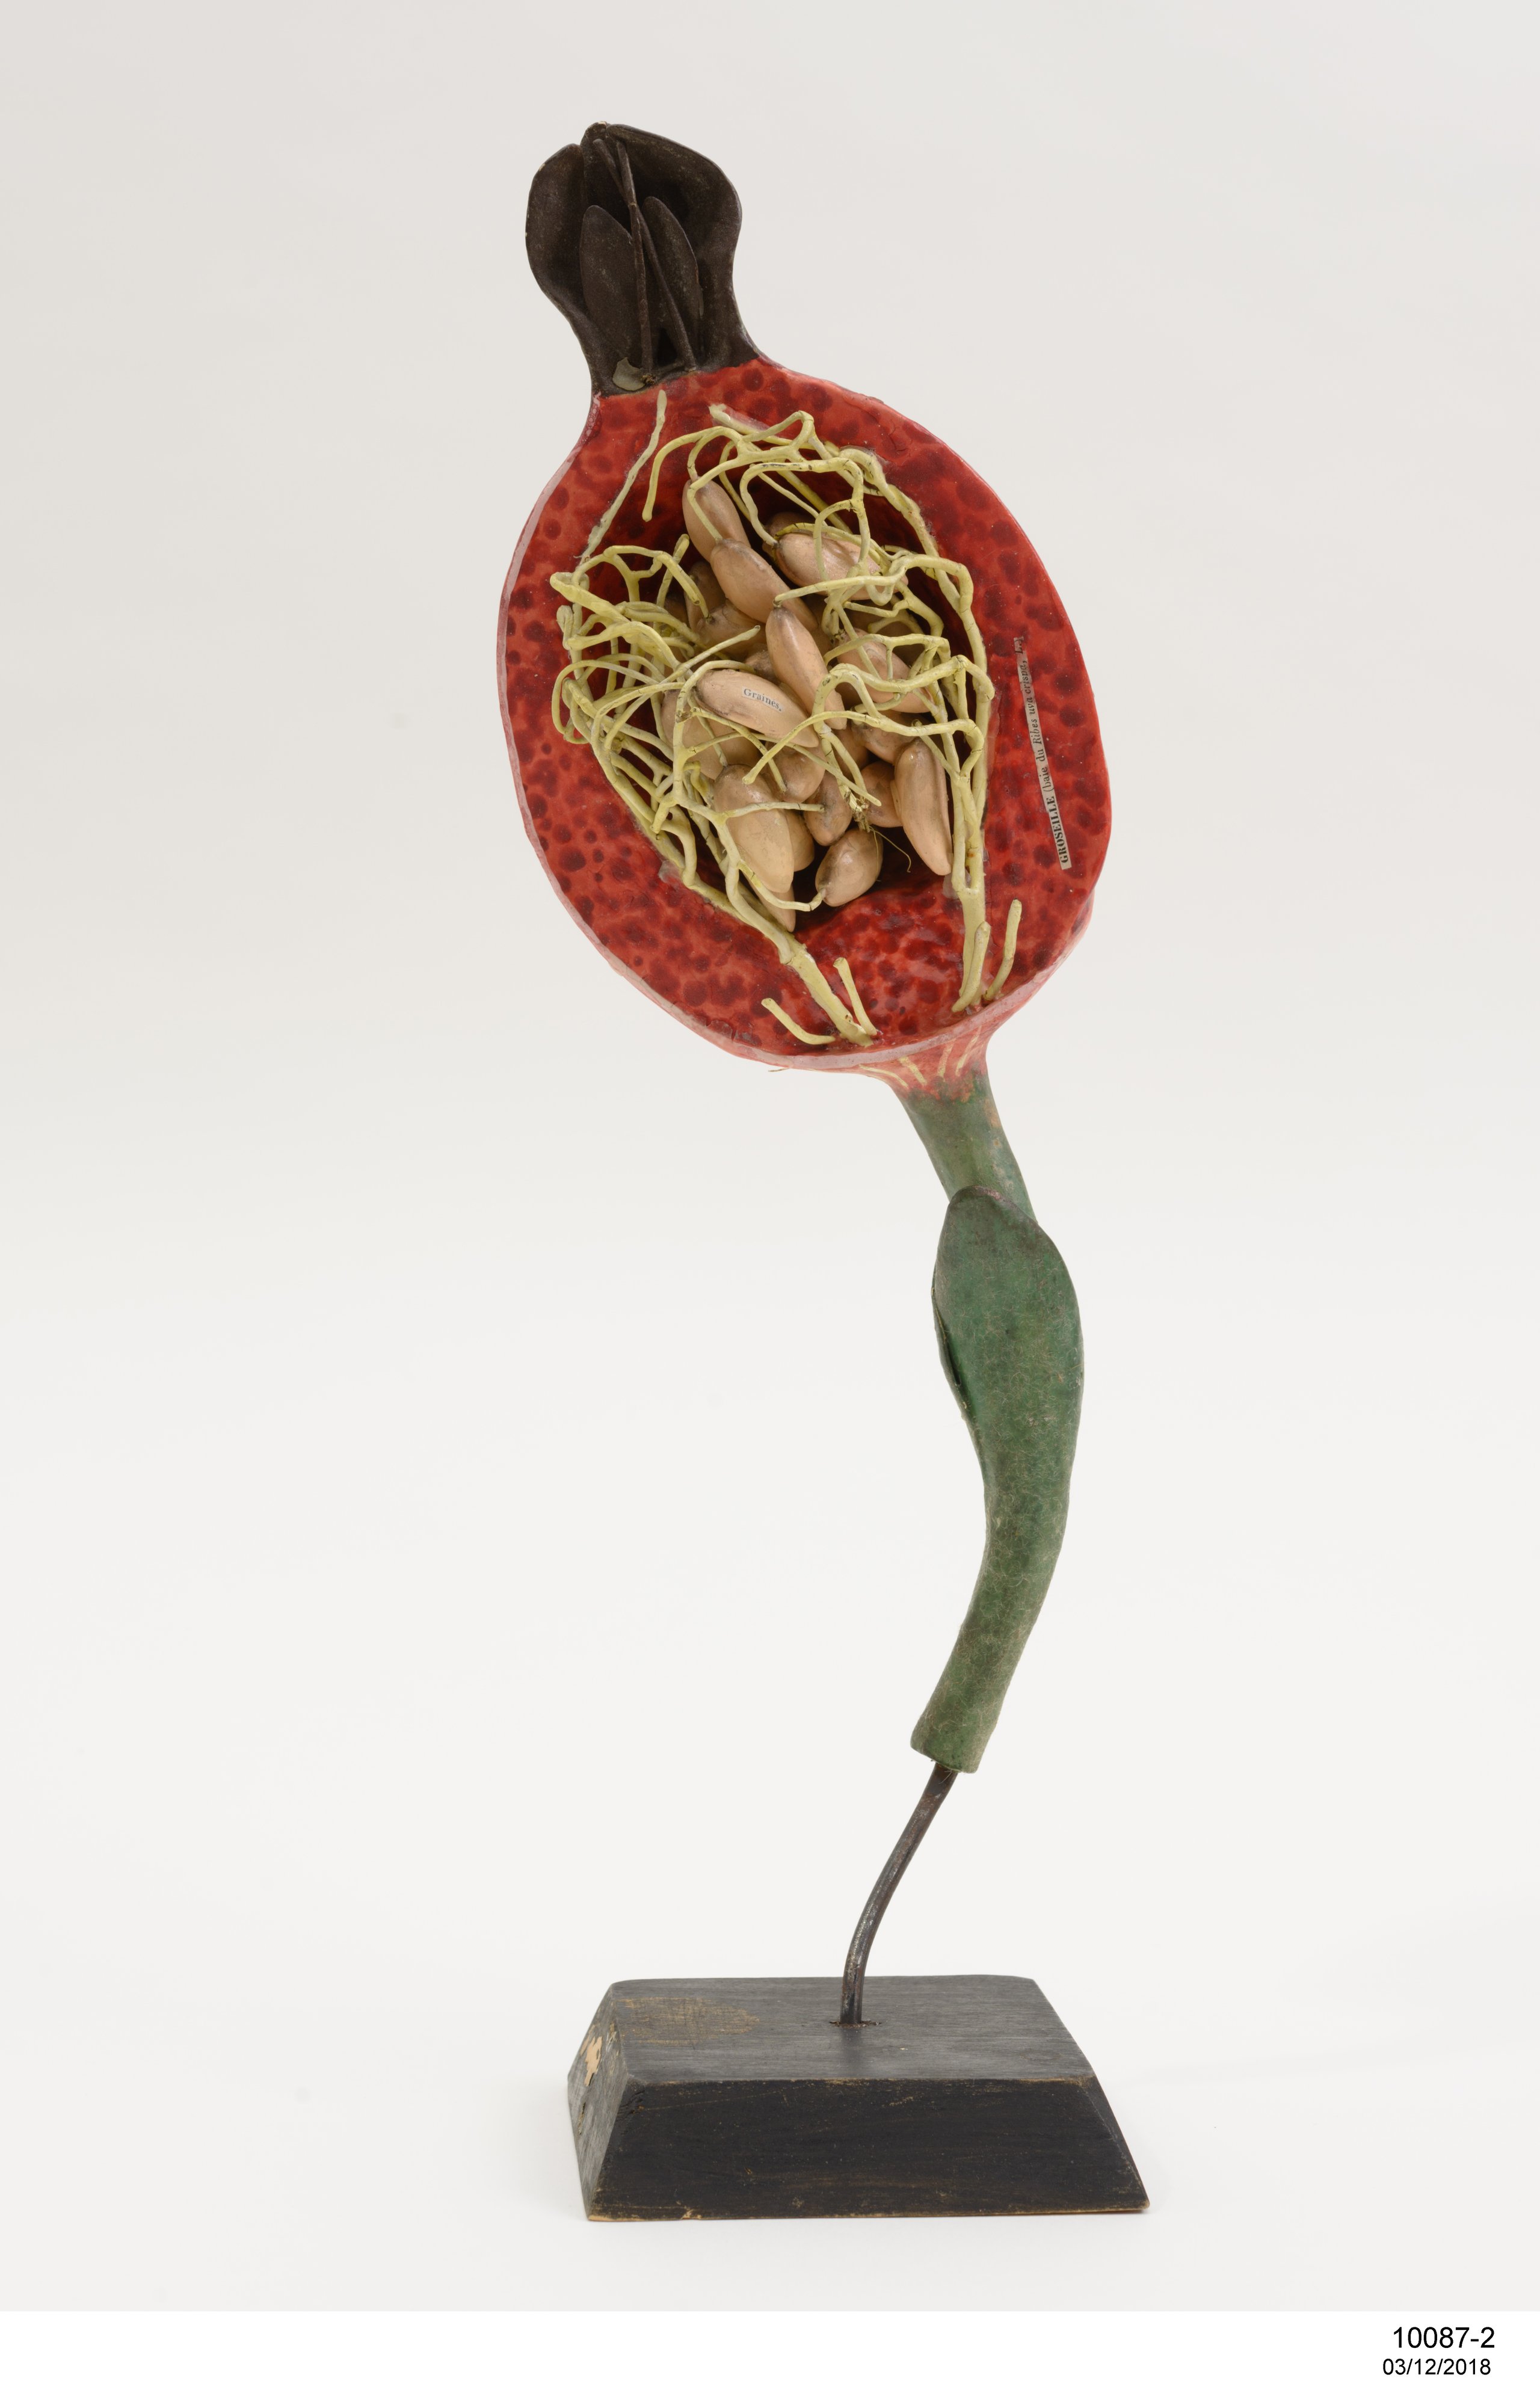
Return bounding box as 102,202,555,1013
568,1975,1147,2220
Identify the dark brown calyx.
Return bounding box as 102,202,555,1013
527,124,758,395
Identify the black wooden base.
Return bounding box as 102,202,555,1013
567,1975,1147,2220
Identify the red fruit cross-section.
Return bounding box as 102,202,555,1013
499,357,1110,1072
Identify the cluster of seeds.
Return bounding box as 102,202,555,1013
551,395,1023,1046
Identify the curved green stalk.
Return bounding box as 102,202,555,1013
899,1068,1083,1773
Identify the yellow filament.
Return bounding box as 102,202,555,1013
834,957,878,1037
952,919,991,1014
762,998,836,1044
984,900,1023,1003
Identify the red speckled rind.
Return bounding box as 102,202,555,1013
499,358,1109,1071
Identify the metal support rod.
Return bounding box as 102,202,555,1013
837,1762,958,2026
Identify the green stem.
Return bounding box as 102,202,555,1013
899,1068,1032,1215
897,1066,1083,1773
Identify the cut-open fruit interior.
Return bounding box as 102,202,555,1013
552,398,1011,1048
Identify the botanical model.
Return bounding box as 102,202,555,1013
502,123,1112,2018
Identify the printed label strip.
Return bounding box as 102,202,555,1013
1013,636,1071,872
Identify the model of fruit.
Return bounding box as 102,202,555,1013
504,127,1113,2003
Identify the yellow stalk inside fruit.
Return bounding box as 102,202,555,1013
550,389,1003,1046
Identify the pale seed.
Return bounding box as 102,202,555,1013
743,644,774,679
716,769,799,895
776,528,869,587
686,721,756,778
686,560,724,629
710,540,795,624
830,632,897,679
766,605,842,723
660,689,754,777
860,720,904,762
808,771,852,846
683,479,747,556
895,740,953,873
831,635,930,714
860,759,901,828
698,603,759,652
697,669,819,752
686,726,756,778
815,824,882,907
772,750,825,801
786,812,816,871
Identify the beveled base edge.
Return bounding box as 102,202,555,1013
568,1974,1148,2222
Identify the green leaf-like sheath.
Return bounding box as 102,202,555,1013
910,1184,1084,1773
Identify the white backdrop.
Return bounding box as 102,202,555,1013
2,0,1536,2312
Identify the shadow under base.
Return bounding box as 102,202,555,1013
567,1975,1147,2221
